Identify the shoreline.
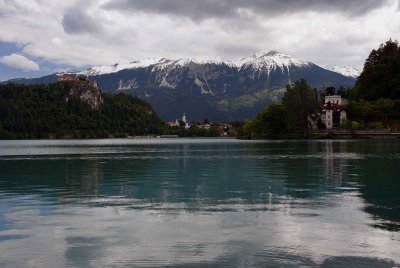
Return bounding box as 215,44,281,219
310,130,400,139
0,136,237,141
1,130,400,141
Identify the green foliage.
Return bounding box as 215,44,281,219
353,39,400,100
351,121,362,130
164,124,222,137
244,104,287,139
239,121,251,139
238,80,318,139
368,122,384,129
282,79,319,138
340,119,352,129
0,83,164,139
344,40,400,129
346,98,400,129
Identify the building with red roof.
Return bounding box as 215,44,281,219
320,95,347,129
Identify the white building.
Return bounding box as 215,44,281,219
171,112,190,129
324,95,348,106
321,95,347,129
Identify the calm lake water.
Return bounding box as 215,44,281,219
0,138,399,267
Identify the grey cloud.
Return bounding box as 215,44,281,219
103,0,394,21
215,43,263,59
62,8,103,35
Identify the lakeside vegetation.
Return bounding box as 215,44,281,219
238,79,319,139
239,39,400,139
0,80,239,139
164,123,232,137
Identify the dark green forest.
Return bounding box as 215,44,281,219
346,39,400,127
352,39,400,100
0,83,164,139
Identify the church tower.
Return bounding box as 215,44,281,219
182,112,187,124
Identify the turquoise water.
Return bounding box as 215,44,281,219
0,138,399,267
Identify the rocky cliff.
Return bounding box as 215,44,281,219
56,78,103,109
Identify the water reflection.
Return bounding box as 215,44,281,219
0,139,399,267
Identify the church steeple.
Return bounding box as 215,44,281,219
182,112,187,124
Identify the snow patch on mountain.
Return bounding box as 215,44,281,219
330,65,361,78
117,79,139,90
159,76,175,88
195,76,213,95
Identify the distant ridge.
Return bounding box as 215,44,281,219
4,51,357,122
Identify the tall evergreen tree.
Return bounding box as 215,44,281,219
282,79,318,138
355,39,400,100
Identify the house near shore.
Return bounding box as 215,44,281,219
320,94,347,129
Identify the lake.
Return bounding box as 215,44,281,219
0,138,399,267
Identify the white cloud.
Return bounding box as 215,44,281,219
0,0,399,71
0,53,39,71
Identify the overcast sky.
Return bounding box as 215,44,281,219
0,0,400,81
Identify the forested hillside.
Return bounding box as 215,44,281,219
0,82,164,139
353,39,400,100
347,39,400,127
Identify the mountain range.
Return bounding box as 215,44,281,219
5,51,359,121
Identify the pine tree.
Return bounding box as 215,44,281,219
282,79,318,138
355,39,400,100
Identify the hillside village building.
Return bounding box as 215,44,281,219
320,95,347,129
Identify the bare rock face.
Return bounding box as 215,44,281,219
71,85,103,109
57,78,103,109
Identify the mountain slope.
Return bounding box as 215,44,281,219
3,51,356,121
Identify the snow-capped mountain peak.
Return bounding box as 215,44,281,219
330,65,361,78
173,58,199,66
60,52,359,82
70,51,315,77
238,51,311,72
